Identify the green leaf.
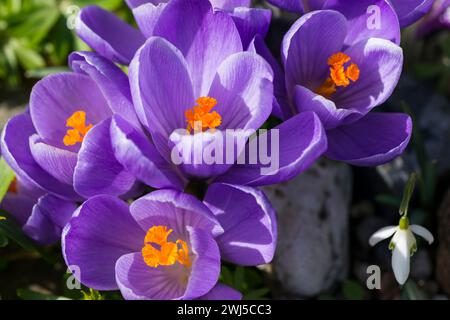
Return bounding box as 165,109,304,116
244,288,270,300
25,66,69,79
402,280,427,300
399,173,417,216
14,42,45,70
234,266,245,291
0,157,15,203
81,288,104,300
0,232,9,247
375,194,401,208
17,288,71,300
342,280,365,300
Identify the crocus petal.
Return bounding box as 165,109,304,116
229,7,271,49
130,189,223,238
1,113,80,200
154,0,242,96
248,35,288,119
29,72,112,152
110,115,185,190
326,113,412,166
324,0,401,46
69,51,141,129
126,0,156,9
210,0,250,10
391,230,411,285
62,195,144,290
333,38,403,117
29,135,77,185
216,111,327,186
129,36,195,140
183,227,221,299
293,85,357,129
23,194,77,245
389,0,434,27
204,183,277,266
76,6,145,64
282,11,347,96
209,52,273,131
133,2,167,38
369,225,398,246
410,225,434,244
1,194,37,226
74,118,136,198
197,283,242,300
266,0,303,13
115,252,188,300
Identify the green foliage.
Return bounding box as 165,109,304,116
81,288,104,300
342,280,365,300
0,0,130,89
220,265,270,300
0,157,15,203
17,288,71,300
402,280,428,300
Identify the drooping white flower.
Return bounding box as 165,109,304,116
369,216,434,285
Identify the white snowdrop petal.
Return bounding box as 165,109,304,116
369,226,397,246
392,230,410,285
410,225,434,244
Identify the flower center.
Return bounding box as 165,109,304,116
399,216,409,230
63,111,93,146
142,225,191,268
185,97,221,133
315,52,360,98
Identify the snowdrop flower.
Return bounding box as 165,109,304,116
369,216,434,285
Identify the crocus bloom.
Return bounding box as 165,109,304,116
0,169,76,245
0,51,142,200
76,0,271,66
369,216,434,285
79,0,326,194
267,0,433,27
416,0,450,37
63,184,276,300
281,8,412,166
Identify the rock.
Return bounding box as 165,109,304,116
264,158,352,297
437,189,450,295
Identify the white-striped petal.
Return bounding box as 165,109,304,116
410,225,434,244
369,225,397,246
391,229,410,285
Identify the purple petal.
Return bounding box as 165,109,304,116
204,183,277,266
69,51,141,129
133,2,167,38
1,113,80,200
333,38,403,118
126,0,158,9
210,0,250,10
154,0,242,96
183,227,221,299
74,118,136,198
129,36,194,140
293,85,359,129
324,0,400,46
229,7,271,49
115,252,188,300
216,112,327,186
110,115,185,190
130,189,223,238
29,135,77,185
266,0,303,13
29,72,112,152
23,194,77,245
76,6,145,64
1,194,36,226
197,283,242,300
389,0,434,27
62,195,144,290
209,52,273,131
326,112,412,166
282,11,347,97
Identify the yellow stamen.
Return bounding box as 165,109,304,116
63,111,93,146
315,52,360,98
185,97,222,133
142,225,191,268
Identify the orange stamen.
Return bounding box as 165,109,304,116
63,111,93,146
142,225,191,269
185,97,221,133
315,52,360,98
7,177,17,194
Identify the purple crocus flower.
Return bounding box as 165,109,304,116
0,170,76,245
280,8,412,166
76,0,271,66
78,0,326,194
0,52,143,200
416,0,450,37
62,184,276,300
267,0,433,27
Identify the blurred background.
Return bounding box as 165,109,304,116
0,0,449,300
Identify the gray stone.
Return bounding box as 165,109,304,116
264,158,352,297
